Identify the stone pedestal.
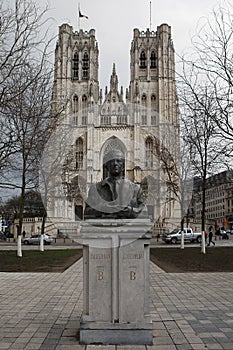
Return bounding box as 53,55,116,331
79,219,153,345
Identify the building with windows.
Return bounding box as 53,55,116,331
189,170,233,231
45,23,180,231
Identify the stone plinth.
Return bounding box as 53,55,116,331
79,218,153,345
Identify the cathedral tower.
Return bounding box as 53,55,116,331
128,25,178,125
52,24,100,125
127,24,179,224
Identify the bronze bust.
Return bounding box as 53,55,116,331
84,149,147,219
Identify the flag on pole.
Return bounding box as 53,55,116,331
79,7,88,19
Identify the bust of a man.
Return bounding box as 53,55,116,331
84,149,147,219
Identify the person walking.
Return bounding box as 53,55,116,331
207,226,215,246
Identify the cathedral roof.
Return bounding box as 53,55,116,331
100,63,127,116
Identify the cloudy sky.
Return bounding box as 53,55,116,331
45,0,220,90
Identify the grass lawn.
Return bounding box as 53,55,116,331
1,246,233,273
150,246,233,273
0,249,83,272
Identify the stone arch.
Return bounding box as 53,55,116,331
73,95,79,124
81,95,88,125
145,136,154,168
150,50,157,68
69,175,87,221
72,51,79,79
75,137,84,170
141,94,147,125
139,50,147,68
82,51,89,79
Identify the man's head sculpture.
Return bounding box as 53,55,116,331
84,148,148,219
104,149,125,179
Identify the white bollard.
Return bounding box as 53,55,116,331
180,230,184,249
17,235,22,257
201,231,206,254
40,234,44,252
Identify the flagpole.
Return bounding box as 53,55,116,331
149,1,152,31
78,2,80,31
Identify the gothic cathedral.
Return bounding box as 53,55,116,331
46,23,180,232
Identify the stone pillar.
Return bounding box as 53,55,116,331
80,218,153,345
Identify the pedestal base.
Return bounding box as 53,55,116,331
79,219,153,345
80,320,153,345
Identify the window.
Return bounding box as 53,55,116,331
101,115,111,125
82,95,88,125
142,94,147,103
151,95,156,125
142,113,147,125
145,137,153,168
82,52,89,79
117,115,127,125
151,115,156,125
141,94,147,125
140,50,147,68
72,52,79,79
150,51,157,68
73,95,78,125
75,138,83,170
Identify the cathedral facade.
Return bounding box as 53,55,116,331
46,23,180,231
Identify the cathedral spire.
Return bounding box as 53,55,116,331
110,63,118,93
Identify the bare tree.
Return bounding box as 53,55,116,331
183,1,233,150
178,66,228,233
7,65,53,234
0,0,53,175
176,2,233,235
0,0,56,235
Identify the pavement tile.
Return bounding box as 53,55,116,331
191,344,209,349
0,258,233,350
118,347,145,349
204,344,223,349
87,346,115,349
221,344,233,350
56,347,86,350
147,346,176,350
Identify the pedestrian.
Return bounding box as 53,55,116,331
207,226,215,246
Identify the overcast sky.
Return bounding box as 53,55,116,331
45,0,220,91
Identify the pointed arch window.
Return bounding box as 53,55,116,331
145,137,153,168
82,95,88,125
72,52,79,79
150,51,157,68
73,95,79,125
142,94,147,105
82,52,89,80
75,138,84,170
141,94,147,125
151,94,157,125
139,50,147,68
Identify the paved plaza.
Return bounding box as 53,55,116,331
0,257,233,350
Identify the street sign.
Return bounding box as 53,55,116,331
2,221,8,227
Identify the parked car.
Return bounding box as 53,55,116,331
219,230,229,240
162,228,202,244
22,234,53,245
